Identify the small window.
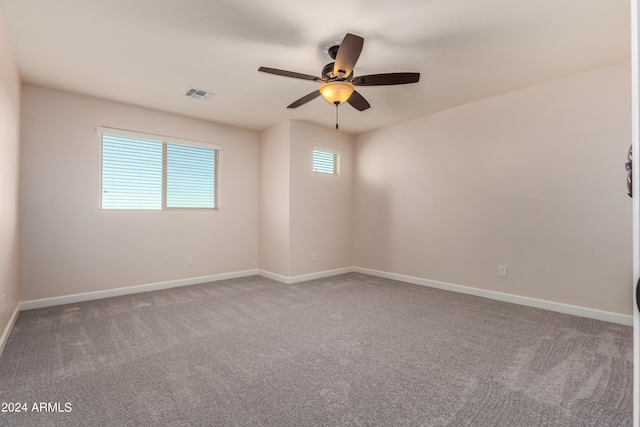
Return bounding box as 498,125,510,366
313,148,341,175
98,127,219,210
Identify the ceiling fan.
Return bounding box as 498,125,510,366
258,33,420,128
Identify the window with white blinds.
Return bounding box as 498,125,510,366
313,148,341,175
98,127,219,210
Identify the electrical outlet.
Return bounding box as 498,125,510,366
186,256,193,266
498,266,508,278
312,253,317,262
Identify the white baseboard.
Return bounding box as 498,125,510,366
20,269,259,311
257,270,290,283
353,267,633,326
16,266,632,327
258,267,354,284
0,302,21,357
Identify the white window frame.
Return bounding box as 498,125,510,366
313,146,341,176
97,126,221,211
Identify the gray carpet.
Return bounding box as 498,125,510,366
0,273,632,426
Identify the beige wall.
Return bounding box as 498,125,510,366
289,121,353,276
258,120,354,279
354,61,633,315
0,10,20,334
19,85,259,301
258,121,291,276
10,57,633,317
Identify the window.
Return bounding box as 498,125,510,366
98,127,219,210
313,148,341,175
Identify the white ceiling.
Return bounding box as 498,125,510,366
0,0,631,134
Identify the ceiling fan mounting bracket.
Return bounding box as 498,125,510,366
328,45,340,60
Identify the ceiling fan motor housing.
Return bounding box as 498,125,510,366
322,62,353,81
322,62,335,79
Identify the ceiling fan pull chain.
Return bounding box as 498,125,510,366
335,103,339,131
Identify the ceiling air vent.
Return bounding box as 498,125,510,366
185,87,215,101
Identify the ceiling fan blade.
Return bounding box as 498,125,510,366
334,33,364,78
347,90,370,111
287,90,321,108
258,67,321,81
352,72,420,86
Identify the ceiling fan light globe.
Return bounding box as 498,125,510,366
319,82,354,105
